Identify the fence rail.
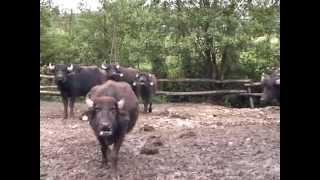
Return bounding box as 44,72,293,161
40,74,252,84
40,85,57,89
244,82,261,87
156,90,248,96
158,78,252,83
40,90,60,95
40,74,262,107
40,74,54,78
239,93,263,96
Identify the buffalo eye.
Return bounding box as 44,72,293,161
93,106,102,111
111,105,119,113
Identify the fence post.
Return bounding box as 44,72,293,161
247,86,254,108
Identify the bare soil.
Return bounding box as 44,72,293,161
40,101,280,180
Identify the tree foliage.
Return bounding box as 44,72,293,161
40,0,280,81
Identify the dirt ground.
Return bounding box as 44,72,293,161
40,101,280,180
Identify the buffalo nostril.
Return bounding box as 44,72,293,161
101,126,111,132
99,125,112,136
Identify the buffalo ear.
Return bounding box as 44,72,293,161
67,64,74,72
117,99,125,110
80,108,94,121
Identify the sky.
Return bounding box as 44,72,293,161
51,0,101,13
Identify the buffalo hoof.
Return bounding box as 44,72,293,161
99,161,110,169
61,120,67,125
112,172,119,179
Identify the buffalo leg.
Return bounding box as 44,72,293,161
143,102,148,113
148,102,152,113
98,138,111,167
111,137,124,171
62,96,68,119
101,145,111,165
69,97,76,118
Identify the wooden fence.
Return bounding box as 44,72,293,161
40,74,262,108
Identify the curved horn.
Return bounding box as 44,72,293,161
67,64,74,71
85,95,94,107
261,73,265,81
116,65,120,69
101,63,107,69
48,63,55,70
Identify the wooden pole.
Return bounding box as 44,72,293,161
247,86,255,108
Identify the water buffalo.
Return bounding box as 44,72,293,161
260,68,280,104
48,63,109,119
133,72,158,113
100,63,140,96
81,80,139,171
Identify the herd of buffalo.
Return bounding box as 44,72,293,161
45,63,280,171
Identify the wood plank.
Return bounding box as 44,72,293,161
156,90,248,96
40,91,60,95
158,78,252,83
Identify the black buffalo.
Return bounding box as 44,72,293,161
133,72,158,113
260,68,280,104
100,63,140,96
80,80,139,171
48,63,109,119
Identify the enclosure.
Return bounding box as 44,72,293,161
40,0,280,179
40,100,279,180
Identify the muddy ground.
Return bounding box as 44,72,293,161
40,101,280,180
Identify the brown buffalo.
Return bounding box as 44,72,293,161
81,80,139,171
